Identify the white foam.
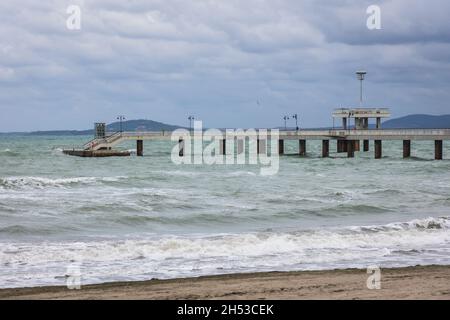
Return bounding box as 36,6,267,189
1,216,449,288
0,176,127,189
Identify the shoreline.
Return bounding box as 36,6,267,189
1,265,449,300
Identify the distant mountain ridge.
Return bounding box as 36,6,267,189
382,114,450,129
23,119,185,136
1,115,450,135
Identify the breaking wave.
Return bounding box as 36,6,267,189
0,176,127,189
1,216,449,288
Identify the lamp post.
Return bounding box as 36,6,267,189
292,114,299,131
356,71,367,107
283,116,290,131
116,115,125,133
188,116,195,132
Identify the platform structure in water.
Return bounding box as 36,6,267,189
62,149,131,157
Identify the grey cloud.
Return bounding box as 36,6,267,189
0,0,449,131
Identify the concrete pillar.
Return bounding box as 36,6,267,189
347,140,355,158
299,139,306,156
337,140,347,153
375,140,382,159
363,118,369,129
179,139,184,157
257,139,266,154
363,140,369,152
219,139,226,155
355,118,364,130
342,118,347,130
403,140,411,158
278,139,284,155
435,140,443,160
237,139,244,154
137,140,143,156
376,117,381,129
322,140,329,158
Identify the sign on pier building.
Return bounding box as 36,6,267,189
333,108,391,129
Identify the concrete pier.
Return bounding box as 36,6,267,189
435,140,443,160
299,140,306,156
137,140,143,156
179,139,184,157
347,140,355,158
278,139,284,155
322,140,329,158
403,140,411,158
71,126,450,160
363,140,369,152
375,140,382,159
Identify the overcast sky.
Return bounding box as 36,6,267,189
1,0,450,131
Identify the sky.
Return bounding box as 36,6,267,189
0,0,450,131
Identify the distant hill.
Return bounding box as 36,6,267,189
106,119,182,132
3,115,450,135
383,114,450,129
26,119,185,136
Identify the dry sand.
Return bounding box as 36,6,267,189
1,265,449,300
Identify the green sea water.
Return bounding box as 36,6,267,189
0,135,449,288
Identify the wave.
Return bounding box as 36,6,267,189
0,149,20,157
1,216,449,288
0,176,128,190
353,216,450,232
320,203,391,215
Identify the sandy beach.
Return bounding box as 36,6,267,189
1,265,449,300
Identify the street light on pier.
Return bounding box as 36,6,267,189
292,114,299,131
356,70,367,107
188,116,195,132
283,116,290,131
116,115,126,133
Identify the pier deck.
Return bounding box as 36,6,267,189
64,128,450,159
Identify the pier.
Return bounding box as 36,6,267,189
63,108,449,159
64,127,450,160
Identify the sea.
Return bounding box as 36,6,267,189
0,135,449,288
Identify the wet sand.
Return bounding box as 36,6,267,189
1,265,449,300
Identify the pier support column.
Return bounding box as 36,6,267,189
322,140,329,158
137,140,143,156
337,140,347,153
179,139,184,157
375,140,382,159
219,139,226,155
403,140,411,158
363,140,369,152
237,139,244,154
257,139,266,154
299,140,306,156
435,140,443,160
278,139,284,155
347,140,355,158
